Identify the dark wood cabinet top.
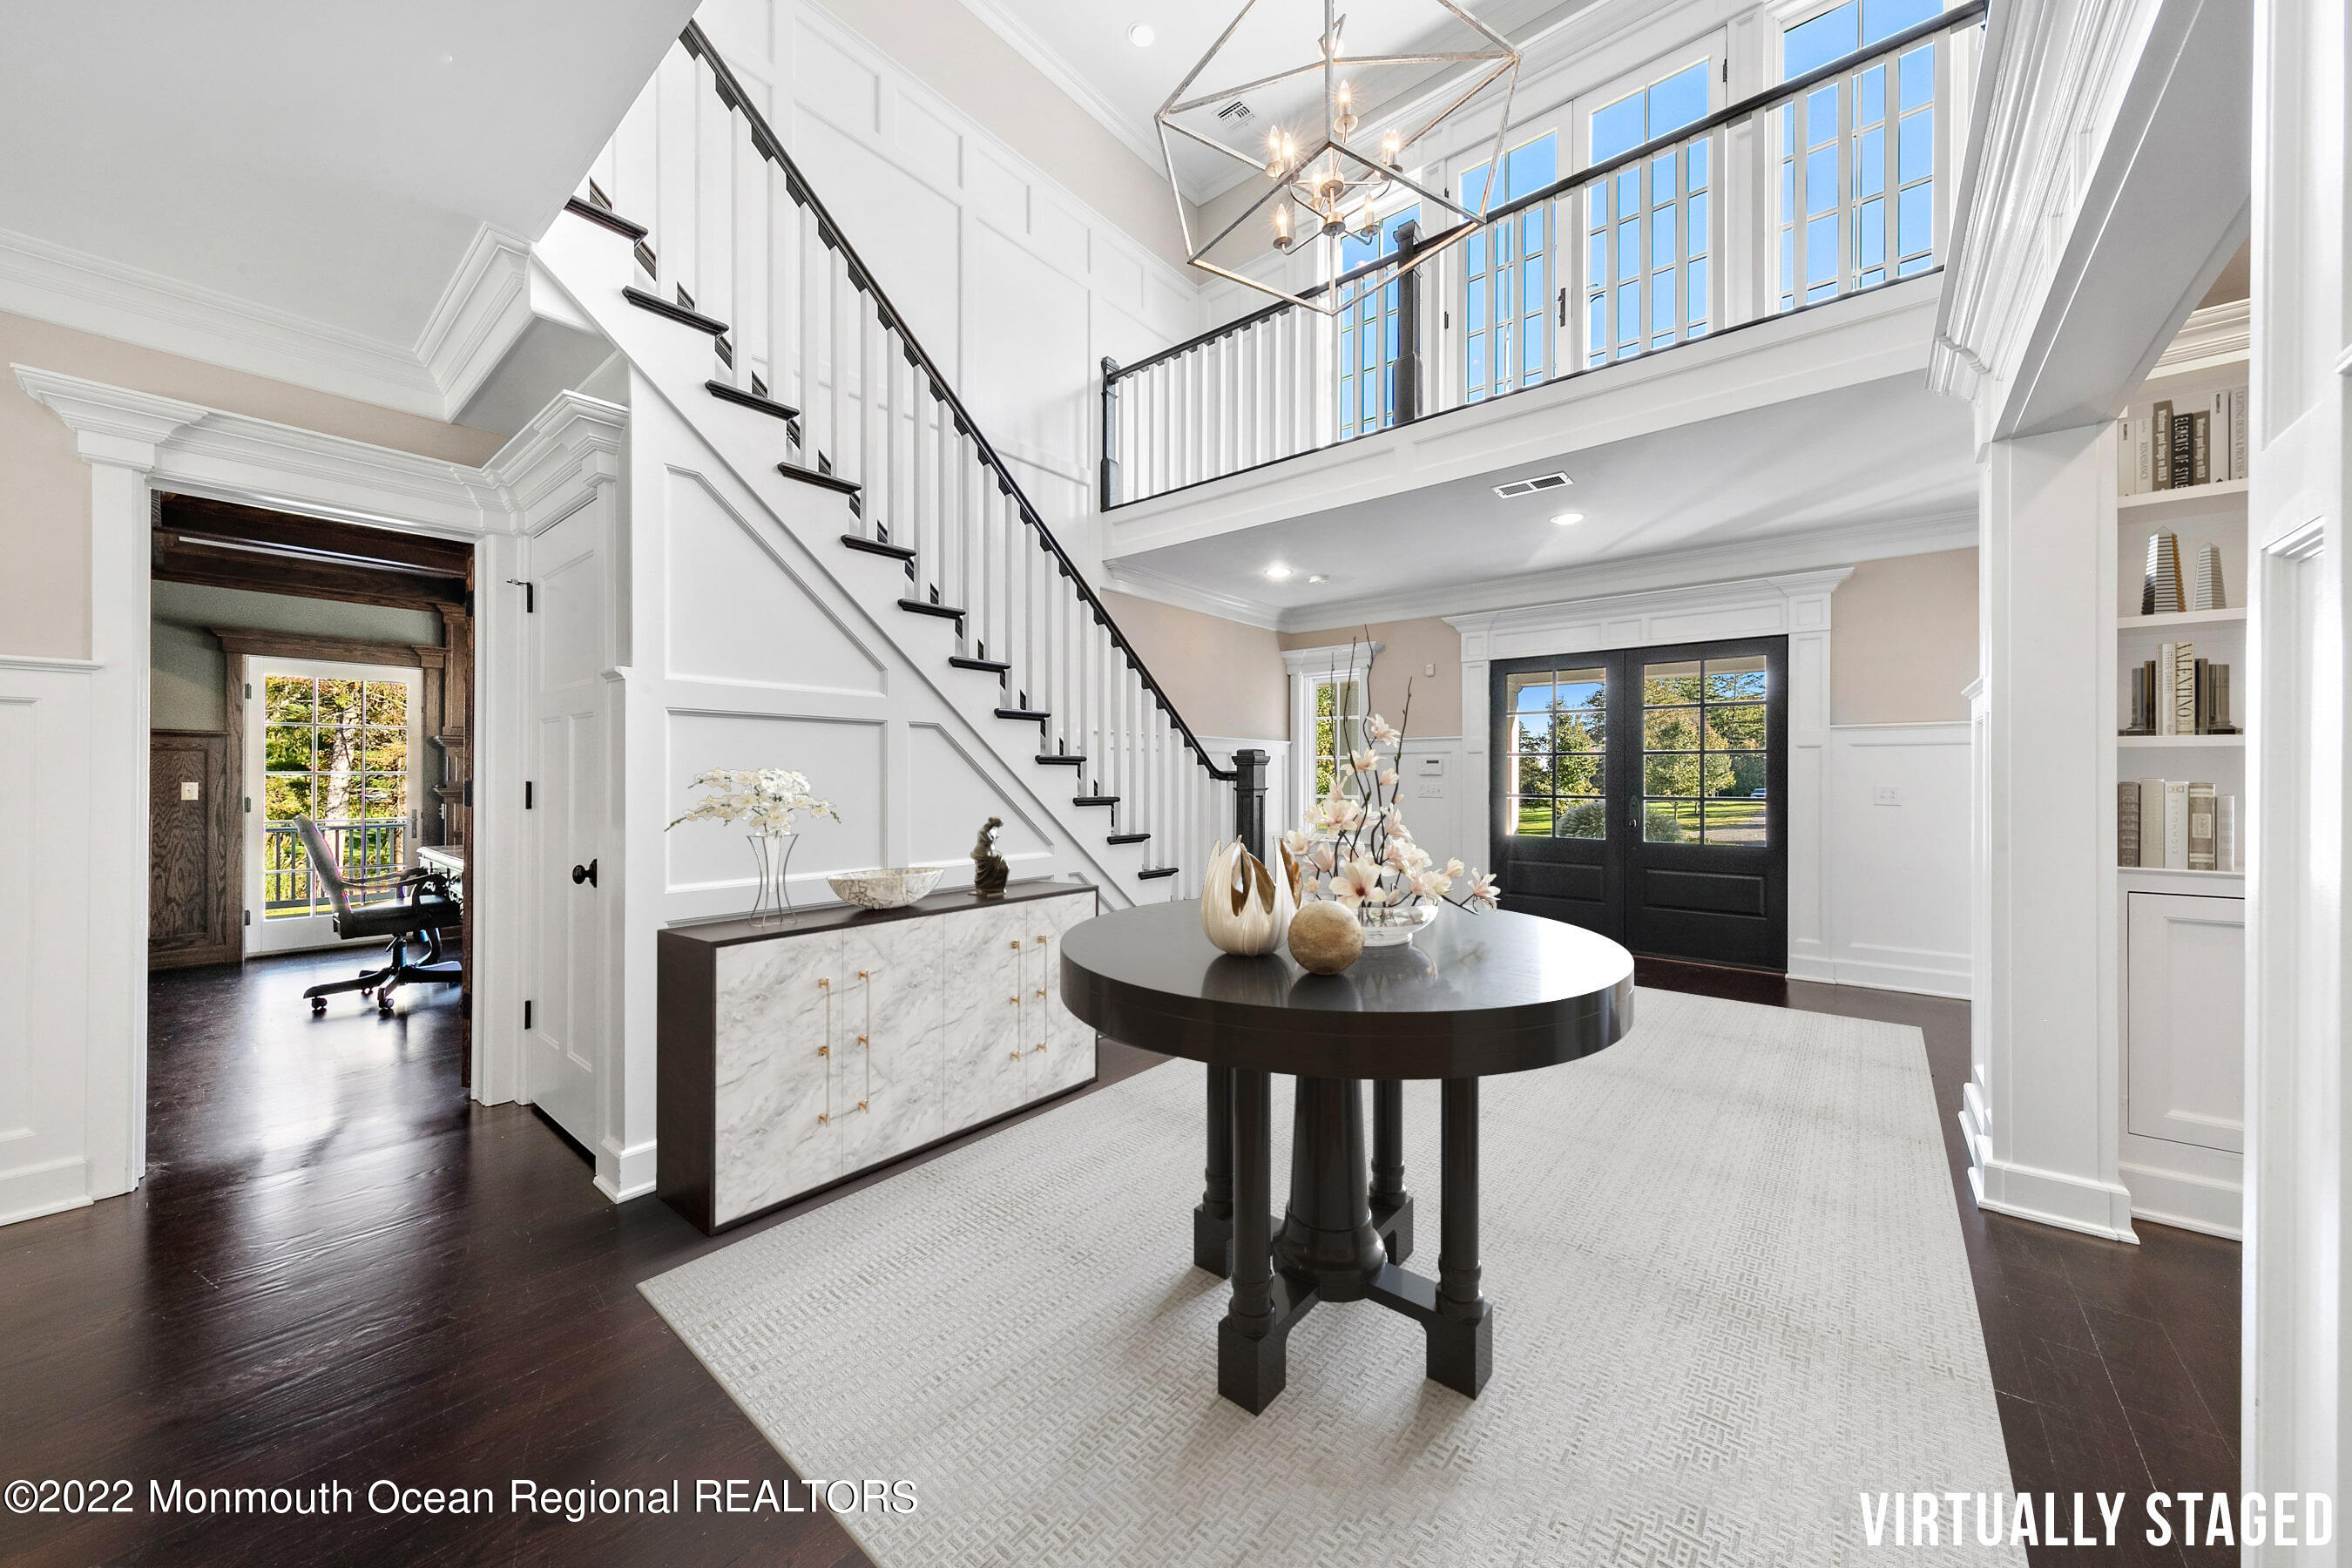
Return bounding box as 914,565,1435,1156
1059,900,1635,1080
660,878,1095,950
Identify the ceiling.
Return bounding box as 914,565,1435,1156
0,1,698,350
1105,372,1977,621
973,0,1592,204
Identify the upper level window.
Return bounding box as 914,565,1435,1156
1583,60,1713,364
1779,0,1944,308
1461,133,1558,402
1337,207,1422,442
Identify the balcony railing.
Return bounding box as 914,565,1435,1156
264,821,408,918
1099,1,1984,510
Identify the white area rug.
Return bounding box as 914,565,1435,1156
642,988,2018,1567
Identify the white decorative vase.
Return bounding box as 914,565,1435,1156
1357,902,1438,948
1200,840,1294,956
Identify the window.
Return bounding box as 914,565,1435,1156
1639,654,1767,844
1778,0,1943,308
1461,133,1558,402
1583,60,1714,365
1337,206,1421,442
1309,674,1367,801
263,674,411,918
1504,664,1607,838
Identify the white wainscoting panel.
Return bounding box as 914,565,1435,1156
1821,724,1973,997
0,659,98,1226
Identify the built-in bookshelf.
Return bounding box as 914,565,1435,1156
2105,304,2249,1240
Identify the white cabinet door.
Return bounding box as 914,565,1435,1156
943,905,1023,1132
1035,892,1099,1097
713,932,846,1225
837,916,946,1173
2125,892,2245,1152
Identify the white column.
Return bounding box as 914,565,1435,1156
2245,0,2349,1530
1971,421,2136,1242
11,371,205,1202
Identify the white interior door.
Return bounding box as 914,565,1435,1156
524,505,612,1151
246,659,423,956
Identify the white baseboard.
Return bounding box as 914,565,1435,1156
1788,950,1970,998
2120,1160,2243,1240
1972,1155,2141,1243
597,1137,660,1204
0,1156,93,1227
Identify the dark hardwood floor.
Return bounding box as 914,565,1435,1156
0,950,2236,1566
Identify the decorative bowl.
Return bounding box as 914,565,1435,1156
1357,902,1439,947
827,865,950,909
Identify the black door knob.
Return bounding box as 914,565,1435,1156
571,859,598,887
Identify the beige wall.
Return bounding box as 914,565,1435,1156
1280,617,1463,737
1098,591,1287,739
0,310,504,660
1831,548,1980,725
828,0,1194,272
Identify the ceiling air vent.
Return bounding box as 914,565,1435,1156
1215,99,1255,125
1492,471,1574,499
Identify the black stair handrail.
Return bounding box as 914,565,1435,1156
1104,0,1988,386
679,21,1234,784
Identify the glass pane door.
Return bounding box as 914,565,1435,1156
1582,58,1714,365
250,663,421,955
1460,132,1558,402
1639,653,1770,843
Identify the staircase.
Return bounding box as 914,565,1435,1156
544,22,1238,906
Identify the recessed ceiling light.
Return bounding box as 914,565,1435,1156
1551,511,1585,526
1306,573,1327,584
1128,23,1156,46
1264,563,1294,581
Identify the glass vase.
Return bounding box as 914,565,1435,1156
1357,901,1438,948
747,829,798,919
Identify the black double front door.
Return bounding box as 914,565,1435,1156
1488,636,1788,970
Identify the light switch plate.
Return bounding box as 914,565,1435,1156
181,781,201,801
1875,785,1901,806
1417,755,1444,776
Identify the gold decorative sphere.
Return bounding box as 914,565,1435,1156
1288,901,1363,975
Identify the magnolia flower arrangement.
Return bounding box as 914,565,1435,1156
1284,675,1500,920
666,768,840,835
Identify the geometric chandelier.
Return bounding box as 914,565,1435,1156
1157,0,1521,314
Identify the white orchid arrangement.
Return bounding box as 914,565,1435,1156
1283,644,1500,916
666,768,840,836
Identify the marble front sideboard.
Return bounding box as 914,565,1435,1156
657,881,1100,1232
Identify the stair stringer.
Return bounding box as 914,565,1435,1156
536,213,1158,909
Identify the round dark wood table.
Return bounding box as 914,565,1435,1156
1061,899,1635,1413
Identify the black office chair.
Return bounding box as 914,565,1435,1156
292,816,463,1016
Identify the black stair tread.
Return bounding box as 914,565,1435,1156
706,380,800,421
993,707,1050,721
1106,833,1152,846
564,196,649,240
622,286,728,336
841,534,915,560
777,462,861,496
1034,754,1085,765
1137,866,1179,880
950,656,1012,672
1071,795,1119,807
901,599,965,620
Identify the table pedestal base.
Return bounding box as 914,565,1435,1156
1204,1071,1490,1414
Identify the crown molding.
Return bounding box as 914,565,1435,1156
1099,564,1287,630
0,225,448,418
415,226,538,420
1273,510,1977,630
951,0,1169,177
14,365,207,467
2153,297,2250,374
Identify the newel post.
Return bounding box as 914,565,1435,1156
1098,356,1121,511
1392,220,1423,424
1231,747,1269,861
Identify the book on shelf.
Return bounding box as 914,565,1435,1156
2152,399,2175,491
2170,415,2195,494
2228,389,2247,482
2116,387,2249,493
2189,409,2212,486
2188,782,2217,870
2124,649,2235,737
2119,778,2239,872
